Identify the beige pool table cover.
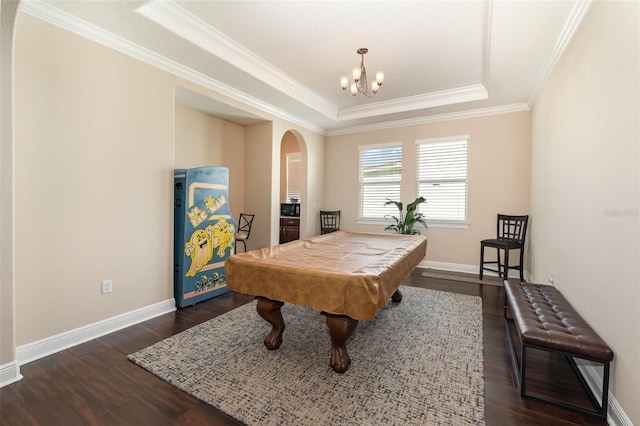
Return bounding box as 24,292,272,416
225,231,427,320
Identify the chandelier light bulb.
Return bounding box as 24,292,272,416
340,77,349,90
339,48,383,98
352,67,361,82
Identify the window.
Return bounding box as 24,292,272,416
416,136,469,226
286,153,301,202
358,143,402,219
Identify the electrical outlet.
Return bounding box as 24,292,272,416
101,279,113,294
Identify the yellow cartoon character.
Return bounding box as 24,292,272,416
211,218,235,257
184,225,215,277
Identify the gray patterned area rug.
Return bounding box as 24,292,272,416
129,286,484,425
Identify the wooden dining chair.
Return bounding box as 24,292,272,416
479,214,529,281
320,210,340,234
235,213,255,252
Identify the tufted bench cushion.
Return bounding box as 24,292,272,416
504,280,613,361
503,279,614,419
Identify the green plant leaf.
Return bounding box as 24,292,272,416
383,196,428,234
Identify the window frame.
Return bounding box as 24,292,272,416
357,142,403,224
415,135,469,228
285,152,301,203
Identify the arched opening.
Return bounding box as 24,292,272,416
279,130,307,242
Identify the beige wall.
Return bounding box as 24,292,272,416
325,111,531,269
244,121,275,249
530,1,639,423
174,103,246,220
14,13,175,343
1,0,20,365
7,12,326,360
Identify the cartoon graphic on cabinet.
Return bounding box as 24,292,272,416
174,167,236,308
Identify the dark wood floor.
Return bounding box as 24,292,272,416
1,269,608,425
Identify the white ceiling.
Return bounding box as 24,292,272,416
21,0,592,135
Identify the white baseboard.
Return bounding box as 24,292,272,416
420,260,479,274
576,361,632,426
15,299,176,367
420,260,530,281
422,262,630,424
0,360,22,387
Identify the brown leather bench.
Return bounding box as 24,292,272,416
503,279,614,419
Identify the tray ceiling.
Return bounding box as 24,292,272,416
20,0,591,134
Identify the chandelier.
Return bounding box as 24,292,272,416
340,48,384,98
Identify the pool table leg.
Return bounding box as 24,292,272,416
324,314,359,373
256,297,285,350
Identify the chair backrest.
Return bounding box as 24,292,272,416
320,210,340,234
237,213,255,238
497,214,529,243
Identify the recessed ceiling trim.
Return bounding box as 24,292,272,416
528,0,592,105
175,86,267,126
482,0,494,88
172,63,325,134
328,103,530,137
337,84,489,121
20,0,143,59
19,0,325,135
136,0,337,121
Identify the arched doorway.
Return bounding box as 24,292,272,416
279,130,307,241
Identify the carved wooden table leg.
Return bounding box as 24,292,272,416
391,288,403,303
323,314,359,373
256,297,285,350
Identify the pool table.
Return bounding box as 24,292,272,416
225,231,427,373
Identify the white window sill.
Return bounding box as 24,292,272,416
356,217,469,230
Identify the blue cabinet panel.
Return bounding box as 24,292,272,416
174,167,236,308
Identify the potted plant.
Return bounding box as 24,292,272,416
384,196,428,234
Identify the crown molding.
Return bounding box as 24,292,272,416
19,0,325,135
19,0,565,138
528,0,593,105
482,0,494,89
136,0,337,121
327,103,530,137
337,84,489,121
337,0,493,123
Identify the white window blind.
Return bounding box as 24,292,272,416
286,153,301,202
416,137,468,225
359,143,402,218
